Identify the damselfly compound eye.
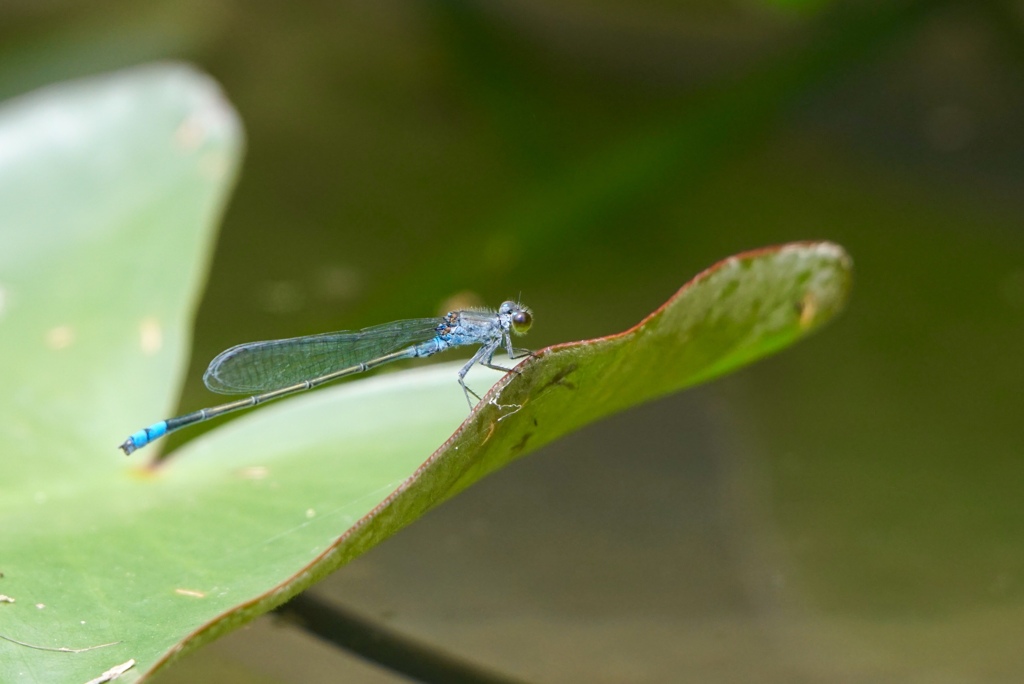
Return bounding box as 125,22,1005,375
512,309,533,334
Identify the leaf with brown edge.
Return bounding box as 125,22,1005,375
338,241,852,553
153,242,850,676
0,61,849,682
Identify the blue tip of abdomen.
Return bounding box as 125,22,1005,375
120,420,168,455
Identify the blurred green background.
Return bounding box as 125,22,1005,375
3,0,1022,681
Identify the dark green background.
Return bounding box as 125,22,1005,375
3,1,1022,681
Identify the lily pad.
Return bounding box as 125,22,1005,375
0,63,851,683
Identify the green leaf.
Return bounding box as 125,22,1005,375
0,63,243,683
0,64,851,683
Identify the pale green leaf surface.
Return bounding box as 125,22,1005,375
0,65,851,683
0,63,242,683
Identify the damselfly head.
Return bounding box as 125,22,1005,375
499,300,533,335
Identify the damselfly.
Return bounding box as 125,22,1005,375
119,300,533,455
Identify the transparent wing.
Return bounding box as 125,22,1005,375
203,318,443,394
